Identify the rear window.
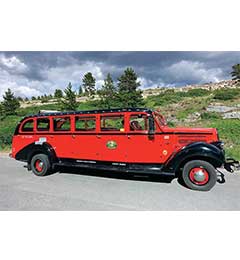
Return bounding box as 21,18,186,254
75,116,96,131
101,115,124,131
22,119,34,132
37,118,50,131
53,117,71,131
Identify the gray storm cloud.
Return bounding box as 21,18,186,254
0,51,239,100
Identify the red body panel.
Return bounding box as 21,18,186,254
12,111,219,164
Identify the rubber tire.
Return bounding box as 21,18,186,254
31,154,51,176
181,160,217,191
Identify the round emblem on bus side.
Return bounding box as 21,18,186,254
106,140,117,149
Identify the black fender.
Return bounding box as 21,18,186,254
15,142,58,165
162,142,225,173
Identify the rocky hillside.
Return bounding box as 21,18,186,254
143,79,239,98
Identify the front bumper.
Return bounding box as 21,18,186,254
224,158,240,172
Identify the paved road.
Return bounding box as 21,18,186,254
0,156,240,210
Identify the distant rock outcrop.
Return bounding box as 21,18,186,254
143,79,239,98
206,105,240,119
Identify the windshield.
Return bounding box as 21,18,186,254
153,111,167,126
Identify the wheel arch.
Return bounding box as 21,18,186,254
15,142,58,166
162,142,225,175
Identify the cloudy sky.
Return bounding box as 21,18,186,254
0,51,239,100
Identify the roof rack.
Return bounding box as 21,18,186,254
22,108,153,120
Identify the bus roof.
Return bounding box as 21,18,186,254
21,108,153,120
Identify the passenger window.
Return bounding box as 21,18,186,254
22,119,34,132
53,117,71,131
75,117,96,131
101,115,124,131
37,118,50,131
130,114,148,131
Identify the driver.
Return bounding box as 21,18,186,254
130,120,142,131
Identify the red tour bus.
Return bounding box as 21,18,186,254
11,108,239,191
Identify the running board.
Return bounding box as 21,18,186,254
53,159,175,177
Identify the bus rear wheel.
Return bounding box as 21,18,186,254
31,154,51,176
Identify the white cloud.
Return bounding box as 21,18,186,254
44,61,105,90
0,60,106,100
13,86,42,98
165,60,224,84
0,54,28,73
138,77,158,89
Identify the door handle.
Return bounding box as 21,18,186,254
97,135,101,139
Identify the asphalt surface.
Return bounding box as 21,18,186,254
0,155,240,210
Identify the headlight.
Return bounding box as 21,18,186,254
211,141,224,150
219,141,224,149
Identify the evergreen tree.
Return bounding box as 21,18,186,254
31,96,36,101
0,102,4,116
98,73,117,108
54,89,63,98
41,95,48,103
25,97,29,102
78,85,83,96
2,88,20,115
82,72,96,99
116,68,144,107
231,64,240,82
17,96,23,102
60,82,78,111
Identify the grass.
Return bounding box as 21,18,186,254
206,119,240,159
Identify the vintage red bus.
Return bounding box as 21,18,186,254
11,108,238,191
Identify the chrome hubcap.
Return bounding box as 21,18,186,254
194,170,206,182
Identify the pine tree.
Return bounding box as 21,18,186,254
17,96,23,102
2,88,20,115
0,103,4,116
231,64,240,82
78,85,83,96
82,72,96,99
54,89,63,98
116,68,144,107
60,82,78,111
98,73,117,108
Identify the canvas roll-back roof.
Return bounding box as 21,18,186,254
21,108,153,121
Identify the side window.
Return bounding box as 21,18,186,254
37,118,50,131
101,115,124,132
22,119,34,132
75,116,96,131
130,114,148,131
53,117,71,131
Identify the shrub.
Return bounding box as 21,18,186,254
213,88,240,100
0,134,12,149
184,88,210,97
200,112,222,120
